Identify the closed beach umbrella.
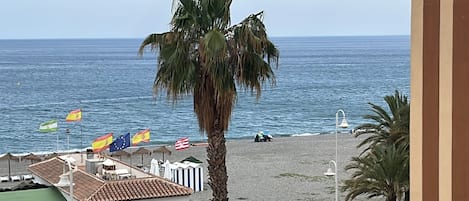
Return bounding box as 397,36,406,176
153,146,172,161
163,160,172,180
132,147,151,167
150,159,160,176
0,153,19,181
23,153,42,164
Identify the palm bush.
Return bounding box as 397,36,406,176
343,91,410,201
342,143,409,201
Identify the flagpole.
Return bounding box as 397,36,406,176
80,116,83,163
55,109,59,153
129,130,132,175
66,128,70,155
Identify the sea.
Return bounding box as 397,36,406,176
0,36,410,155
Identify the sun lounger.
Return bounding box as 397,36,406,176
11,175,21,182
22,174,33,180
115,169,129,175
0,176,9,182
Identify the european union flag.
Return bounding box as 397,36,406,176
109,133,130,152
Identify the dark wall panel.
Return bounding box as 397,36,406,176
452,0,469,199
422,0,440,200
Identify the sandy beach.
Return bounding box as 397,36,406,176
0,134,377,201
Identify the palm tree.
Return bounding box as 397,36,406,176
138,0,279,200
342,143,409,201
347,90,410,200
354,90,409,154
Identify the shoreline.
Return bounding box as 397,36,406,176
0,132,353,156
0,134,376,201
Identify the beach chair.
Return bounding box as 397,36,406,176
22,174,33,180
0,176,8,182
11,175,21,182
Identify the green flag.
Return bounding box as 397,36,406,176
39,119,58,133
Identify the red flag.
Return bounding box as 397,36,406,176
175,137,190,150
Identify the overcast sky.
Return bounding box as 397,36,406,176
0,0,411,39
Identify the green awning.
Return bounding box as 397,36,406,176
181,156,203,164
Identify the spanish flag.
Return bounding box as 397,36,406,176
66,109,82,122
92,133,113,153
132,129,150,146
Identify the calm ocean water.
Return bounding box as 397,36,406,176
0,36,410,154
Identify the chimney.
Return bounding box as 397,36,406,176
86,149,94,160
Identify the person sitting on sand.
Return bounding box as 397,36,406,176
265,134,273,142
254,131,265,142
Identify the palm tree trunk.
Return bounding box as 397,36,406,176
404,190,410,201
207,122,228,201
386,193,397,201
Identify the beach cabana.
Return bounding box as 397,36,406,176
0,153,19,181
132,147,151,167
153,146,172,161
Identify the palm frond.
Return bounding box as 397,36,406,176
138,33,168,55
228,11,279,100
354,91,410,151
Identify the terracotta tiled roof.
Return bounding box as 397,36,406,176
72,171,106,200
28,157,105,201
28,157,193,201
88,177,193,201
28,157,66,185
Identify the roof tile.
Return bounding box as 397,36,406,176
88,177,192,201
29,157,192,201
28,157,105,201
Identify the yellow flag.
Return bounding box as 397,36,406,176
92,133,113,152
132,129,150,145
66,109,82,122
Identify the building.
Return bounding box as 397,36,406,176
410,0,469,200
28,153,193,201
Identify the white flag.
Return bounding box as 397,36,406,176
39,119,58,133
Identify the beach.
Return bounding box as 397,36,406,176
0,134,380,201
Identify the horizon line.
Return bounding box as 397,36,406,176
0,34,410,41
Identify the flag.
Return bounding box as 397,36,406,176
109,133,131,152
39,119,58,133
175,137,190,150
66,109,82,122
92,133,113,153
132,129,150,146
